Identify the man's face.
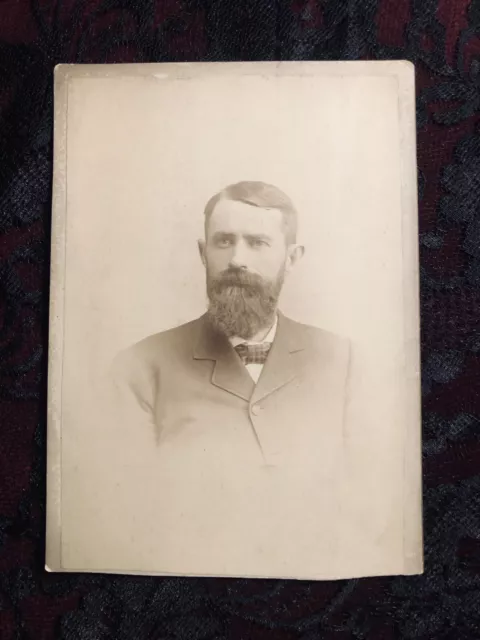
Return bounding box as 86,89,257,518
203,198,290,281
199,198,302,339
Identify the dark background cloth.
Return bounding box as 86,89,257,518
0,0,479,638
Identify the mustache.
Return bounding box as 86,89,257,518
212,268,264,288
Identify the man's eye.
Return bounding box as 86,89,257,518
251,239,268,248
217,238,232,247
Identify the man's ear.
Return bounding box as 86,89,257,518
198,239,207,267
285,244,305,273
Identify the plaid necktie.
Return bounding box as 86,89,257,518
234,342,272,365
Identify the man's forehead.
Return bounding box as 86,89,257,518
208,199,284,235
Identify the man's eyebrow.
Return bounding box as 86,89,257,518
212,231,236,238
244,233,272,241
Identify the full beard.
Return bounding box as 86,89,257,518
206,267,284,340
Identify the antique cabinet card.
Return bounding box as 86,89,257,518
47,61,422,580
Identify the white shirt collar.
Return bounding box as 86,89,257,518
229,315,278,348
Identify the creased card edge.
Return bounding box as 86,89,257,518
45,64,70,571
396,63,424,574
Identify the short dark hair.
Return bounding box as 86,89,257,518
204,181,298,243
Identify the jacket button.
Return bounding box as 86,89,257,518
251,404,262,416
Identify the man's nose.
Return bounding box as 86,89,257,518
229,242,249,269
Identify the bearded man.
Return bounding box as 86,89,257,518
110,181,351,576
113,180,351,459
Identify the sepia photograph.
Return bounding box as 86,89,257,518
47,61,422,580
111,179,350,462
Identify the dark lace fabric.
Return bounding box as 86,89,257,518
1,0,480,638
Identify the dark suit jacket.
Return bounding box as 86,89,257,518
112,312,350,468
108,312,352,576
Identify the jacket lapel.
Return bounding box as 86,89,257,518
251,312,307,404
193,315,255,401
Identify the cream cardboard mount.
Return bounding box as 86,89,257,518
46,61,422,580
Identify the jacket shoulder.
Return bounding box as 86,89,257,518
111,316,202,376
130,317,200,355
284,315,349,345
282,315,350,366
299,321,348,344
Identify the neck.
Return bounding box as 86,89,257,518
245,314,277,341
